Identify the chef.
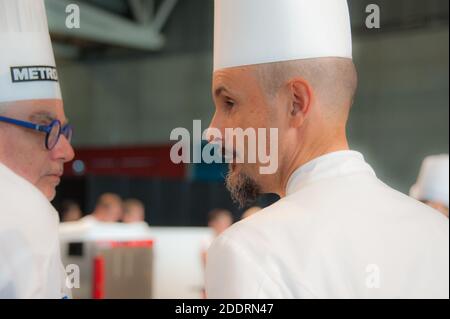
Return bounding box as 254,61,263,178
206,0,449,298
0,0,75,298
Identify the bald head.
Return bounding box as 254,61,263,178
253,57,357,121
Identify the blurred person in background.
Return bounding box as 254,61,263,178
241,206,262,220
81,193,124,224
121,198,151,235
201,209,234,298
123,199,147,224
207,209,234,238
410,154,449,218
201,209,234,265
60,194,155,242
0,0,74,298
60,200,82,223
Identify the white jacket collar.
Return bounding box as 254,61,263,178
286,150,376,196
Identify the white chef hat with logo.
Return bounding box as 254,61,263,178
214,0,353,71
0,0,61,103
410,154,449,207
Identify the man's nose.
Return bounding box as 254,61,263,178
206,113,224,143
51,135,75,163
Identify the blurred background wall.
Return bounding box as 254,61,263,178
48,0,449,224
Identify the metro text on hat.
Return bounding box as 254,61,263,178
10,66,59,83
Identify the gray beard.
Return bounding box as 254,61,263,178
225,168,261,208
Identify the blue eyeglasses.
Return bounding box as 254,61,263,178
0,115,73,150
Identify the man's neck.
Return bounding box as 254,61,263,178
277,129,349,197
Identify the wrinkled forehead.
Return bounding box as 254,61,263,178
0,99,67,123
212,66,263,98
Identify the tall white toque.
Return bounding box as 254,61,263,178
213,0,353,71
0,0,61,103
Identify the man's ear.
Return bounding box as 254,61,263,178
288,78,313,128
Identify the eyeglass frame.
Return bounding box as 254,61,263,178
0,115,73,150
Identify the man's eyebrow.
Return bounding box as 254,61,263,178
29,112,69,125
29,112,54,122
214,86,233,98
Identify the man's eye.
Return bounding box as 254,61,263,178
225,100,235,108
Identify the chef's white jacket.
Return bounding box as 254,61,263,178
206,151,449,298
0,162,69,298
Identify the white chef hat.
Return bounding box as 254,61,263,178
214,0,353,71
0,0,61,103
410,154,449,208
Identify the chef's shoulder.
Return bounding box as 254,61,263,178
206,199,301,298
210,198,298,255
376,180,449,235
